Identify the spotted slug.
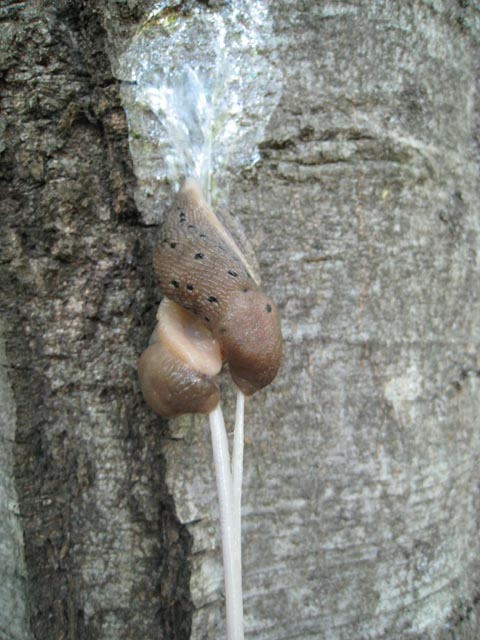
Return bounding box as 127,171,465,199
152,178,283,396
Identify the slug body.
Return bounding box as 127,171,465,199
153,179,282,396
138,299,222,416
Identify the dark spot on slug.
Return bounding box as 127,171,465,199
219,327,227,334
207,296,218,303
266,304,272,313
204,316,210,322
242,288,249,293
170,280,180,288
195,253,204,260
170,242,177,248
228,269,238,277
179,211,186,220
188,224,196,230
199,233,207,239
187,284,194,291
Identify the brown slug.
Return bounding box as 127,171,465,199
152,178,283,397
138,298,222,416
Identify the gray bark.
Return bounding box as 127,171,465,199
0,325,31,640
1,1,480,640
1,2,191,638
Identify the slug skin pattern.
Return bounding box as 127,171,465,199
153,179,283,396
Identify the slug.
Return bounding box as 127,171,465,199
152,178,283,396
138,298,222,416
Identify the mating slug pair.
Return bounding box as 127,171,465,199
138,178,283,416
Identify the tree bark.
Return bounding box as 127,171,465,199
1,2,192,638
1,1,480,640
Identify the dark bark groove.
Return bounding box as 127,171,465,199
0,1,192,638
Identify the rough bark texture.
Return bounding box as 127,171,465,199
1,1,480,640
0,1,192,639
0,325,31,640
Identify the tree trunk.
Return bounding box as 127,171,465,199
1,2,479,640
